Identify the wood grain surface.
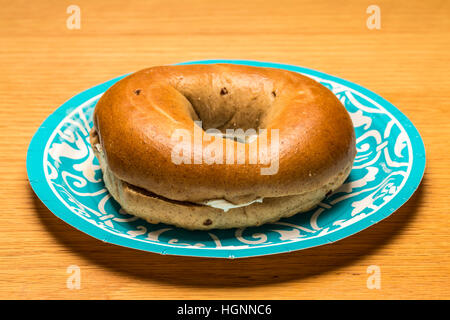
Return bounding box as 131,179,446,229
0,0,449,299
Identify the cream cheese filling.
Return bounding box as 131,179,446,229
199,198,263,212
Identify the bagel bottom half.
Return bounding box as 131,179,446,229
92,143,352,230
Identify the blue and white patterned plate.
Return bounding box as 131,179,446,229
27,60,425,258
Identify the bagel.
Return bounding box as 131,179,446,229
90,64,356,230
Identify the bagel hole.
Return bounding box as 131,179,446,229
170,72,279,143
176,86,273,139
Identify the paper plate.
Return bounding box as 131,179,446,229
27,60,425,258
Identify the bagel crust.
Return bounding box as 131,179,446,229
91,64,356,229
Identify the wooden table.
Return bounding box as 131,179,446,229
0,0,448,299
